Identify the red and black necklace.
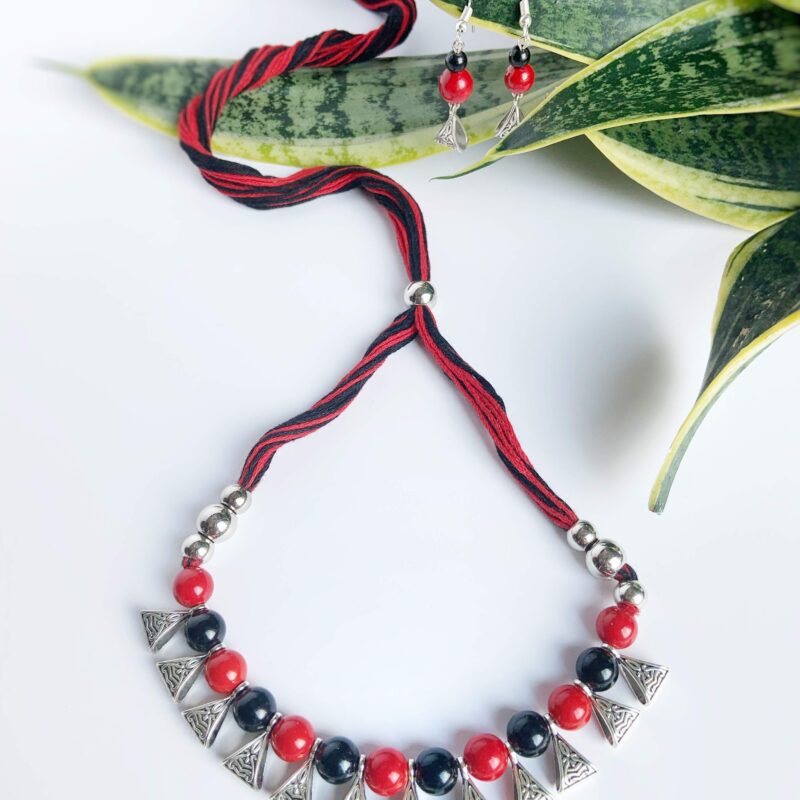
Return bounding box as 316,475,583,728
140,2,667,798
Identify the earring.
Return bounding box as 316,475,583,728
496,1,536,139
435,1,474,152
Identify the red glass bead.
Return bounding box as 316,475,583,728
463,733,509,781
547,684,592,731
205,648,247,694
271,715,316,763
365,748,409,796
172,567,214,608
438,68,474,104
504,64,535,94
596,605,638,649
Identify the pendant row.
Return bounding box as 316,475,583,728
142,488,668,798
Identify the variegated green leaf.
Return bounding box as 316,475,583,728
80,50,579,168
467,0,800,171
770,0,800,12
588,113,800,230
429,0,698,62
651,211,800,512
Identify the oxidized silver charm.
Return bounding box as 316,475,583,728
587,693,639,747
183,693,237,748
156,652,208,702
141,609,191,652
223,713,282,789
550,729,596,793
509,750,552,800
616,653,669,705
459,759,487,800
495,95,523,140
435,105,468,152
343,756,367,800
403,759,418,800
271,740,320,800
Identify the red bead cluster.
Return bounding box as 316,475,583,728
272,715,317,762
596,604,639,649
365,748,409,796
504,65,535,95
173,567,214,607
547,684,592,730
463,733,509,781
438,68,474,105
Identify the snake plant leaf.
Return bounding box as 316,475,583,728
650,211,800,512
429,0,698,62
588,112,800,230
771,0,800,11
80,50,579,168
466,0,800,171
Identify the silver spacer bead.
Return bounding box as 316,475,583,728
220,483,251,514
197,503,237,542
181,532,215,564
404,281,436,307
566,520,598,551
586,539,625,579
614,579,646,609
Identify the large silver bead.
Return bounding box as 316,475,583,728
182,532,215,564
586,539,625,579
220,483,251,514
614,580,646,609
404,281,436,307
197,503,237,542
566,520,598,551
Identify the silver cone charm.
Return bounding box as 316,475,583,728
156,653,207,702
183,694,235,748
510,752,552,800
551,732,596,793
460,761,487,800
588,694,639,747
343,756,367,800
403,760,418,800
223,714,281,789
495,95,523,139
617,653,669,705
271,742,319,800
141,609,191,652
435,104,468,152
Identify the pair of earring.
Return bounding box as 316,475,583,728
435,0,535,152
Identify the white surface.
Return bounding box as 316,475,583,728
1,2,799,798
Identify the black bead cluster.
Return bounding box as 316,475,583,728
444,50,468,72
184,609,226,653
506,710,552,758
415,747,460,795
233,686,277,732
316,737,361,784
576,647,619,692
508,45,531,68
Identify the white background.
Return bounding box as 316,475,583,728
1,1,799,798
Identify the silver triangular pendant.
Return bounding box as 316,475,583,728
551,732,596,793
223,731,271,789
617,654,669,705
343,756,366,800
182,695,234,748
589,694,639,747
510,754,552,800
271,745,319,800
402,761,418,800
156,653,207,702
495,95,522,139
141,609,191,652
435,104,468,152
460,765,486,800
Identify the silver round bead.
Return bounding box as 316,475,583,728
181,532,215,564
566,520,598,551
404,281,436,307
220,483,251,514
585,539,625,579
197,503,237,542
614,580,646,609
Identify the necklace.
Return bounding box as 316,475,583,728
141,2,668,797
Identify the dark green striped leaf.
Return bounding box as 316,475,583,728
651,211,800,511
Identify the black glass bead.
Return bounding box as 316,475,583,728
232,686,277,732
576,646,619,692
508,45,531,68
415,747,459,796
506,710,552,758
315,737,360,785
444,50,468,72
184,609,226,653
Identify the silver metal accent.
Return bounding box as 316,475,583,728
197,503,237,542
613,580,646,609
519,0,532,44
508,749,552,800
221,483,252,514
271,740,320,800
585,539,625,579
183,694,235,748
223,713,281,789
565,520,598,552
458,760,487,800
141,609,191,652
403,759,418,800
545,717,596,793
616,652,669,705
343,756,367,800
156,652,208,702
495,95,523,139
435,105,468,152
404,281,437,307
182,532,215,564
589,693,639,747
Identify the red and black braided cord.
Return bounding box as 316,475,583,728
177,0,579,531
